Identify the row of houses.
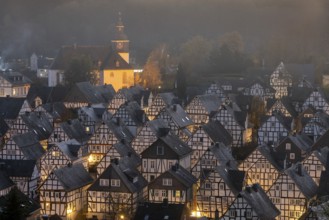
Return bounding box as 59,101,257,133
0,62,329,219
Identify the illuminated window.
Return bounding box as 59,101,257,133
122,72,127,84
52,151,60,157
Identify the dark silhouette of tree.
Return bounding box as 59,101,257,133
0,187,28,220
63,55,95,87
176,63,187,101
139,58,162,92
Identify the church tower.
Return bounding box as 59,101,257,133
111,12,130,64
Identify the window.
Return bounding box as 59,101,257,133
110,72,114,77
316,165,322,171
286,143,291,150
205,182,211,189
229,210,236,217
290,153,295,160
52,151,60,157
199,137,203,143
288,183,294,190
150,161,155,169
162,190,167,197
246,210,252,219
122,72,127,84
174,190,181,198
162,178,172,186
157,146,164,155
111,179,120,187
219,183,224,190
100,179,109,186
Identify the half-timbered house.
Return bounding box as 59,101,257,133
0,71,31,97
156,104,193,141
96,142,140,178
258,112,291,145
191,142,237,179
302,147,328,185
0,159,39,198
0,131,45,161
63,82,108,109
238,144,282,192
211,105,246,147
242,80,275,101
60,118,90,144
221,184,280,220
148,164,197,207
141,132,192,182
185,94,222,125
87,158,147,220
197,164,245,219
78,105,104,135
275,134,313,168
269,62,293,98
146,92,177,120
131,118,169,155
267,163,318,219
187,121,232,168
40,140,81,181
0,97,25,128
302,89,329,114
112,101,147,136
39,163,93,219
85,117,134,167
302,110,329,141
266,97,298,118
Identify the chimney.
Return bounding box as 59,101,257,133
127,152,132,157
171,163,179,172
111,158,119,165
116,117,120,125
172,104,177,112
252,184,258,192
296,163,303,176
245,186,251,193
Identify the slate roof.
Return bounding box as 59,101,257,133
161,104,193,128
202,121,233,146
117,101,147,127
240,184,280,220
56,139,82,161
158,92,177,106
112,142,141,167
60,119,90,143
281,134,313,152
106,117,134,143
258,144,285,172
88,157,147,193
196,94,222,113
285,162,318,200
0,159,36,178
216,165,245,196
0,97,25,120
317,169,329,199
21,111,53,140
158,133,192,157
64,81,108,104
94,84,116,103
147,118,170,137
0,170,14,191
0,117,9,137
313,146,329,166
312,129,329,151
166,164,197,188
51,45,110,70
286,63,315,85
0,71,32,85
79,106,102,123
53,163,93,191
41,102,71,122
209,142,238,168
13,132,45,160
101,49,132,70
26,85,69,108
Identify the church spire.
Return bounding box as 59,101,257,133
111,12,130,63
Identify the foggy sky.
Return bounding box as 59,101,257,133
0,0,328,62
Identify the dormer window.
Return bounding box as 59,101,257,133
111,179,120,187
157,146,164,155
